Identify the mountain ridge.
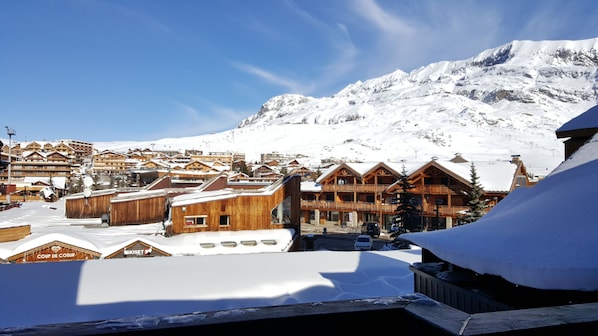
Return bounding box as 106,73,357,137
96,37,598,177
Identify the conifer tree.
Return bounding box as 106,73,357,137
394,165,421,233
462,163,485,224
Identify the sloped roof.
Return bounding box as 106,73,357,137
435,160,520,192
556,105,598,137
314,159,519,192
402,134,598,291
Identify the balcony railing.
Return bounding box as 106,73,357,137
301,200,471,218
412,185,468,196
421,205,470,217
301,200,396,213
320,184,389,193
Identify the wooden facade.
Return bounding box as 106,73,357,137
92,150,129,175
65,190,117,218
301,158,531,231
170,175,301,243
109,190,167,225
104,239,171,258
0,161,73,180
8,240,101,263
556,105,598,160
301,162,400,229
0,225,31,243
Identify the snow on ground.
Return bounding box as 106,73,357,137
0,198,421,330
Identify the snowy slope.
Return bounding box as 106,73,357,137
95,38,598,177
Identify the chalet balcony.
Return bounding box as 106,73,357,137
301,200,397,213
302,200,470,218
421,205,470,217
412,185,468,196
319,184,389,193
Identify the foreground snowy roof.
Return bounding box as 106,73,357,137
402,134,598,291
0,248,420,329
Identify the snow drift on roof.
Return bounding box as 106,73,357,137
402,135,598,291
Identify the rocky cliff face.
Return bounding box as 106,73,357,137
229,38,598,174
97,38,598,175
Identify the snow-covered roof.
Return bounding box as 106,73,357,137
8,232,101,256
315,159,519,192
22,176,67,189
434,159,519,192
402,133,598,291
0,248,420,329
65,188,117,200
301,181,321,192
556,104,598,134
111,189,166,202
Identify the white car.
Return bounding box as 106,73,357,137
353,234,374,251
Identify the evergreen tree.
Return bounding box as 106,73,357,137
312,167,322,181
394,165,421,233
462,163,485,224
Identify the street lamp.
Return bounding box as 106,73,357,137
5,126,15,204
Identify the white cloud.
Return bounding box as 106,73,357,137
232,61,313,94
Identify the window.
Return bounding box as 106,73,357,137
184,215,207,227
221,241,237,248
270,196,292,224
219,215,230,226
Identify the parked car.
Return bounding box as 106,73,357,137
353,234,374,251
361,222,381,238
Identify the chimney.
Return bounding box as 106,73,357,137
511,154,521,163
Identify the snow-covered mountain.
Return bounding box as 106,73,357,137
96,37,598,177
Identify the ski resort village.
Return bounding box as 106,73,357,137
1,103,598,334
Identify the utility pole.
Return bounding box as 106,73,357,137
5,126,15,204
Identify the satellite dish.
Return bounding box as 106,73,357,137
83,176,93,187
83,188,92,198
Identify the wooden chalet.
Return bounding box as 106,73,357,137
0,159,74,202
288,165,316,181
402,107,598,315
65,189,118,219
301,162,401,228
169,175,302,250
400,155,531,229
301,156,531,231
252,164,277,178
109,189,168,226
103,239,171,259
92,150,129,175
6,233,101,263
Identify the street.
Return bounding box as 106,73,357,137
299,231,391,251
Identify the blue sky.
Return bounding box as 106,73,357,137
1,0,598,142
